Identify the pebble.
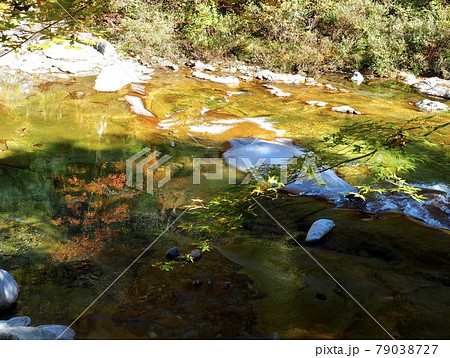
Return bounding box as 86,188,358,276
187,248,202,262
223,282,233,290
165,247,180,261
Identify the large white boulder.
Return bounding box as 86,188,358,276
415,99,449,112
0,269,19,310
94,60,153,92
305,219,335,242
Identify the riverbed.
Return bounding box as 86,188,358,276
0,63,449,339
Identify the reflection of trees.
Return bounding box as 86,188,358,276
51,172,140,263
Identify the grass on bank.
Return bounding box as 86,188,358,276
105,0,450,78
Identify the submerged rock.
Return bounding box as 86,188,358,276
223,138,356,201
350,71,364,85
0,269,19,310
415,99,449,112
305,219,335,242
223,282,233,290
165,247,180,261
331,105,362,115
187,60,215,71
187,249,203,262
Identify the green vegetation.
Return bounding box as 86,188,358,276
1,0,449,77
108,0,450,77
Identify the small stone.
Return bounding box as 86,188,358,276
350,71,364,85
192,279,203,288
223,282,233,290
68,91,86,99
315,293,327,301
166,63,179,72
325,84,337,90
207,279,214,287
305,219,335,242
187,248,202,262
165,247,180,261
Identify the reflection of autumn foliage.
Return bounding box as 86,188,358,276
52,227,112,263
51,172,140,263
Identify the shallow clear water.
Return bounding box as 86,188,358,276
0,68,449,339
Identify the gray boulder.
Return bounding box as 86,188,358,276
0,269,19,310
305,219,335,242
331,105,362,115
0,317,75,340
